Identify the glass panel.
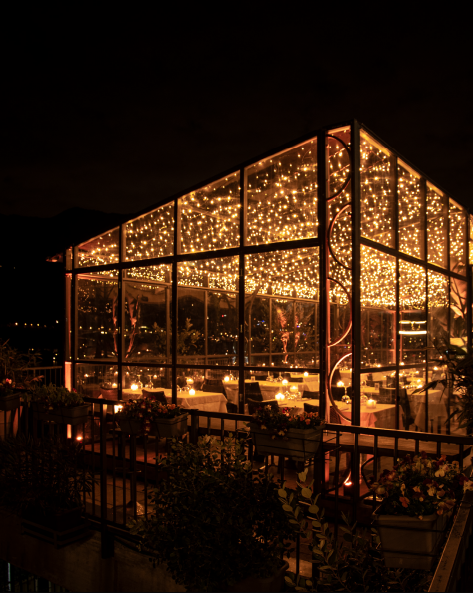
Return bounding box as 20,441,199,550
179,173,240,253
360,245,396,368
122,366,174,399
327,127,351,199
77,271,118,361
427,183,448,268
398,161,424,259
450,277,468,351
470,214,473,265
399,365,425,431
399,260,426,366
125,202,174,261
427,270,449,360
177,256,238,365
76,228,120,267
449,199,466,275
245,247,319,367
360,130,395,248
246,138,317,246
123,264,171,363
75,363,118,397
425,364,449,434
360,371,397,429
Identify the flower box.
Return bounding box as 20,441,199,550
249,423,323,460
373,508,451,570
0,392,21,411
152,413,188,439
38,404,90,426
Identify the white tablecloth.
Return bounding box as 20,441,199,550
224,380,319,405
122,388,227,413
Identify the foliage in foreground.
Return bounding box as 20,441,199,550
128,434,294,592
279,470,433,592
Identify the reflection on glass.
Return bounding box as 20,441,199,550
179,173,240,253
124,265,171,363
399,365,425,431
77,271,118,361
245,247,319,367
75,364,119,396
177,256,238,365
77,228,120,267
125,202,174,261
450,277,468,351
449,199,466,275
360,131,395,248
360,246,396,367
398,161,424,259
327,128,351,198
246,138,317,245
427,183,448,268
428,270,448,360
399,260,426,365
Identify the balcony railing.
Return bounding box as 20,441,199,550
3,399,473,588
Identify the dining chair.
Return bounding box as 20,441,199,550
302,390,318,399
378,386,395,404
203,379,225,394
142,389,167,404
399,388,415,430
303,402,319,414
245,382,263,399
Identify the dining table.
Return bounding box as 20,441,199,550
224,379,319,405
121,387,228,413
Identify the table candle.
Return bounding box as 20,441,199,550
114,404,123,414
275,392,285,401
366,399,377,409
290,385,298,395
131,384,139,392
282,379,288,386
189,388,195,395
224,376,230,382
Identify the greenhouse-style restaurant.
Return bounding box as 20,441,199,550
65,120,472,436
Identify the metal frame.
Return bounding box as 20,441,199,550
67,119,472,433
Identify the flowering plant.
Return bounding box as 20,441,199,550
250,405,324,439
370,451,473,519
116,398,186,435
0,378,16,397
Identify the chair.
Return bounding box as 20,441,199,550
302,390,318,399
399,388,415,430
282,373,292,381
203,379,225,394
290,376,304,383
245,382,263,399
247,397,271,415
226,402,238,413
142,389,167,404
329,406,342,424
176,376,187,388
304,402,319,414
378,386,395,404
100,388,118,400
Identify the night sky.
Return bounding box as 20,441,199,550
2,11,473,220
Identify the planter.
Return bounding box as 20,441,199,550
250,423,323,460
225,560,289,593
152,413,188,439
373,508,451,570
0,392,21,411
38,404,90,426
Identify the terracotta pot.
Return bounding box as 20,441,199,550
249,423,323,460
226,560,289,592
0,392,21,411
38,404,90,426
374,508,451,570
152,413,188,439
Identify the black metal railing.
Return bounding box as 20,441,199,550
5,400,473,583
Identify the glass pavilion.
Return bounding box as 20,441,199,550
65,120,472,435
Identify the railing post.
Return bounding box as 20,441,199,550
190,410,199,444
100,401,114,558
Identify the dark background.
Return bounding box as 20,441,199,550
1,8,472,360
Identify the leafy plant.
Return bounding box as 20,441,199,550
0,338,42,393
0,433,94,516
370,452,472,519
279,470,433,592
250,405,324,438
415,338,473,434
23,383,85,409
116,399,186,435
129,434,294,592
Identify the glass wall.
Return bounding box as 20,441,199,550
69,121,470,436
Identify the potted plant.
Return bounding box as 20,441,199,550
23,384,90,425
116,399,188,438
0,433,94,542
278,469,433,592
370,452,473,570
249,405,325,460
128,435,293,592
